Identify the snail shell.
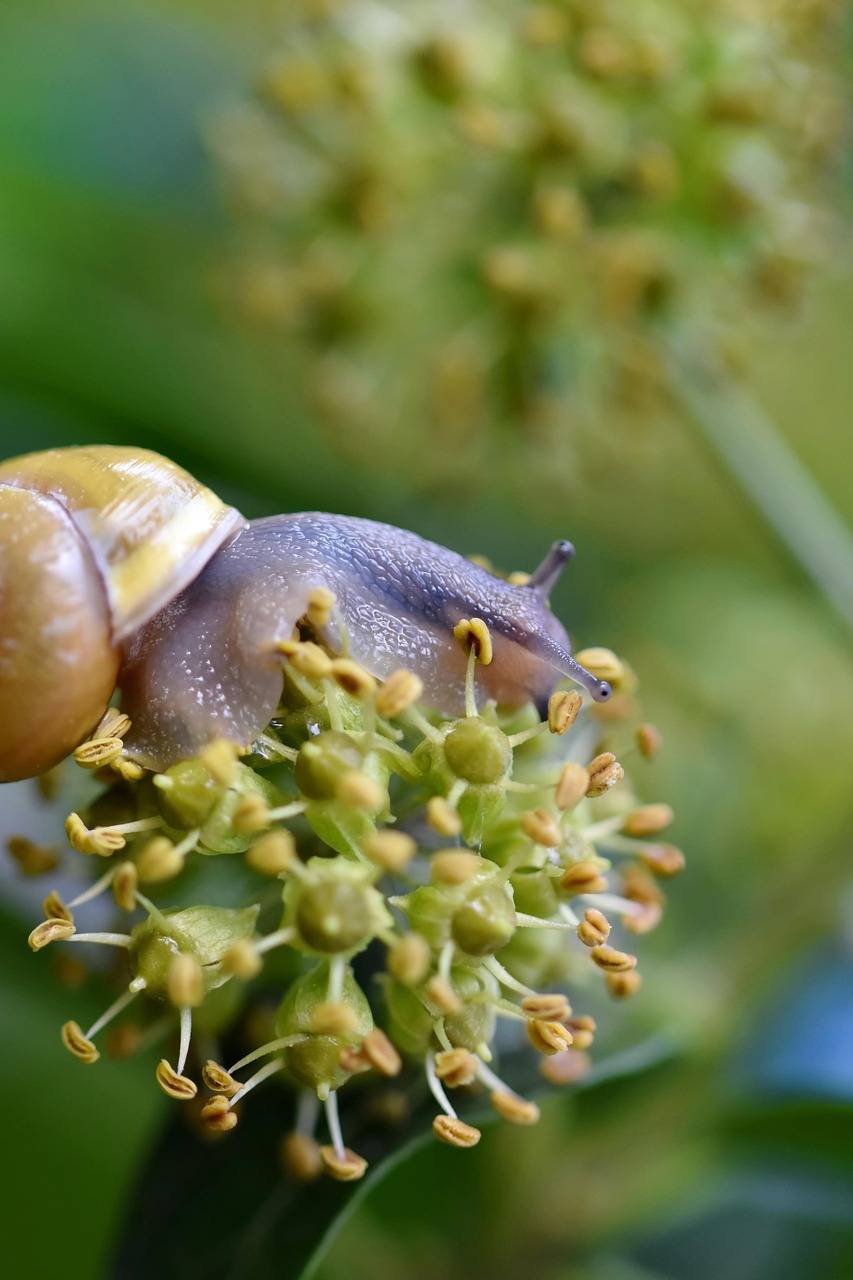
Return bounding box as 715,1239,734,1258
0,447,244,780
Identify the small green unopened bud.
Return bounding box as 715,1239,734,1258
277,963,373,1091
451,880,516,956
295,731,363,799
155,760,221,828
444,719,512,785
295,881,374,954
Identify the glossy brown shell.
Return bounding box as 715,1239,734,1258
0,446,246,639
0,446,246,779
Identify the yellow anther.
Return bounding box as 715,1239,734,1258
453,617,493,665
375,669,424,718
432,1115,481,1148
61,1020,99,1064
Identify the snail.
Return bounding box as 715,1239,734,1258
0,446,611,781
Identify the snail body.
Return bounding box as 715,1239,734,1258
0,447,610,779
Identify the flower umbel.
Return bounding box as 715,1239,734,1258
22,590,682,1182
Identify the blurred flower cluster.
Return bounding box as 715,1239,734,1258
209,0,843,496
21,606,680,1182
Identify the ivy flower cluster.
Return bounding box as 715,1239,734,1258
209,0,842,493
20,587,682,1183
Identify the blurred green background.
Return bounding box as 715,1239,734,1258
1,1,852,1277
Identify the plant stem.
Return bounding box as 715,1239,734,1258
669,340,853,638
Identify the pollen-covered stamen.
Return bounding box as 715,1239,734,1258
621,804,674,837
425,1050,459,1121
586,752,625,797
434,1047,478,1087
453,617,492,716
555,762,591,811
42,889,72,923
482,954,536,998
547,690,582,735
6,835,59,877
437,940,455,983
246,829,297,876
67,931,133,948
405,703,443,744
375,669,423,720
167,955,204,1009
578,892,645,920
223,925,295,979
255,926,297,956
520,993,572,1021
574,647,626,687
200,1094,238,1132
577,908,611,947
521,808,562,847
73,736,124,770
476,1060,541,1125
506,720,549,749
425,975,462,1015
112,862,138,911
203,1060,240,1096
282,1091,323,1180
227,1055,285,1108
198,737,241,785
277,638,334,682
264,801,308,823
228,1035,307,1077
527,1019,574,1054
425,795,463,836
581,815,626,843
65,813,163,858
513,911,576,931
60,981,142,1065
28,917,76,950
155,1056,197,1101
176,1005,193,1077
322,1089,356,1172
86,984,141,1043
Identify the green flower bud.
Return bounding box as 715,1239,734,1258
510,865,559,917
443,967,497,1051
130,904,259,997
451,879,516,956
283,856,392,956
295,730,362,799
285,1036,352,1092
277,962,373,1090
296,880,374,953
155,760,222,829
443,719,512,785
